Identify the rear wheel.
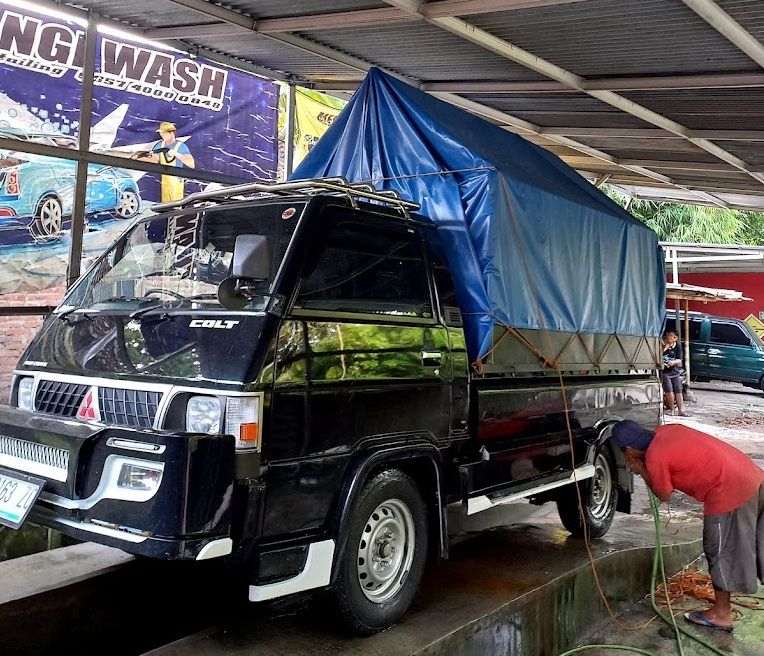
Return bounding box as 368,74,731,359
557,447,618,539
31,195,63,240
331,469,428,635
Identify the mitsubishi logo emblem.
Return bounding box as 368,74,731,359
77,388,99,422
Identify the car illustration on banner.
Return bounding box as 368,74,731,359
0,130,142,244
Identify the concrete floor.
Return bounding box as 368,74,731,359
579,575,764,656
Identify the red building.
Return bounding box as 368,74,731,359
663,244,764,340
679,272,763,324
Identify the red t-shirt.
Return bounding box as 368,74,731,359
646,424,764,515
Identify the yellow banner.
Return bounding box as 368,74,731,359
294,89,345,166
745,314,764,340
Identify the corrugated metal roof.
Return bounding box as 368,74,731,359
189,33,362,78
467,0,759,77
50,0,764,210
300,24,547,82
464,92,656,129
622,89,764,131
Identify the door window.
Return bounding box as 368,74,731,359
295,223,432,319
709,322,751,346
688,319,702,341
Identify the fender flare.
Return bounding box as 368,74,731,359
329,440,447,583
592,418,633,504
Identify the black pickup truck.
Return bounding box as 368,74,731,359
0,179,660,634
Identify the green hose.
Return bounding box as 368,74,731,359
557,492,732,656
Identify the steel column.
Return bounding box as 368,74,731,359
67,13,98,288
284,83,297,178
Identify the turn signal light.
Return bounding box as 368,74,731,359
225,396,261,451
239,422,259,444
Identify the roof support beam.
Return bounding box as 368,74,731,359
539,127,764,141
384,0,764,192
682,0,764,69
152,1,587,39
421,0,590,19
618,160,743,173
309,72,764,93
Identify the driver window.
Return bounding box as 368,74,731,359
294,223,432,319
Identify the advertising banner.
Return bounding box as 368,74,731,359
288,87,345,168
0,1,278,295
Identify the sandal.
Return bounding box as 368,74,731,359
683,610,733,632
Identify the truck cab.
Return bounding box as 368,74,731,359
0,179,660,634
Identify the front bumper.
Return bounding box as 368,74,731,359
0,404,237,559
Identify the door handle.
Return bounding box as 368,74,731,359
421,350,442,366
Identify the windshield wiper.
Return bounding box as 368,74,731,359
128,294,217,321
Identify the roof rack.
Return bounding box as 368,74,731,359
151,177,421,218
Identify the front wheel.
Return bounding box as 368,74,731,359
112,189,141,219
557,447,618,539
331,469,428,635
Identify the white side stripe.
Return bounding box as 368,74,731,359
467,465,596,515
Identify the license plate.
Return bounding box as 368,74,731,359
0,467,44,529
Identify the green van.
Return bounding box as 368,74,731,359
665,311,764,392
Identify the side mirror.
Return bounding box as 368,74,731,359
218,235,271,311
232,234,270,280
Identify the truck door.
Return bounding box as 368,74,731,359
261,217,451,539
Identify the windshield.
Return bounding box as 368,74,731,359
63,202,305,314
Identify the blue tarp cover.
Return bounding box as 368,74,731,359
292,69,666,361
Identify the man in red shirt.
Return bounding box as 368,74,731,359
612,420,764,632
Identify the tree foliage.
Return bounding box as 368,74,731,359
605,189,764,246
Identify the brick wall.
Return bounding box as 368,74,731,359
0,285,66,403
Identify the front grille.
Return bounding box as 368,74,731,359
35,380,89,417
98,388,161,428
0,435,69,481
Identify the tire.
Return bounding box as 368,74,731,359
31,195,63,240
557,446,618,539
112,189,141,219
331,469,428,635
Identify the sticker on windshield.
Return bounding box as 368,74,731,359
189,319,240,330
281,207,296,220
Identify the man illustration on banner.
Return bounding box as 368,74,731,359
131,121,195,202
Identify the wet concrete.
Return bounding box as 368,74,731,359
578,564,764,655
144,520,701,656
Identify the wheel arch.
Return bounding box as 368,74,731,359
329,441,447,584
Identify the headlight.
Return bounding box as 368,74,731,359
17,377,34,411
186,395,221,433
225,396,261,450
